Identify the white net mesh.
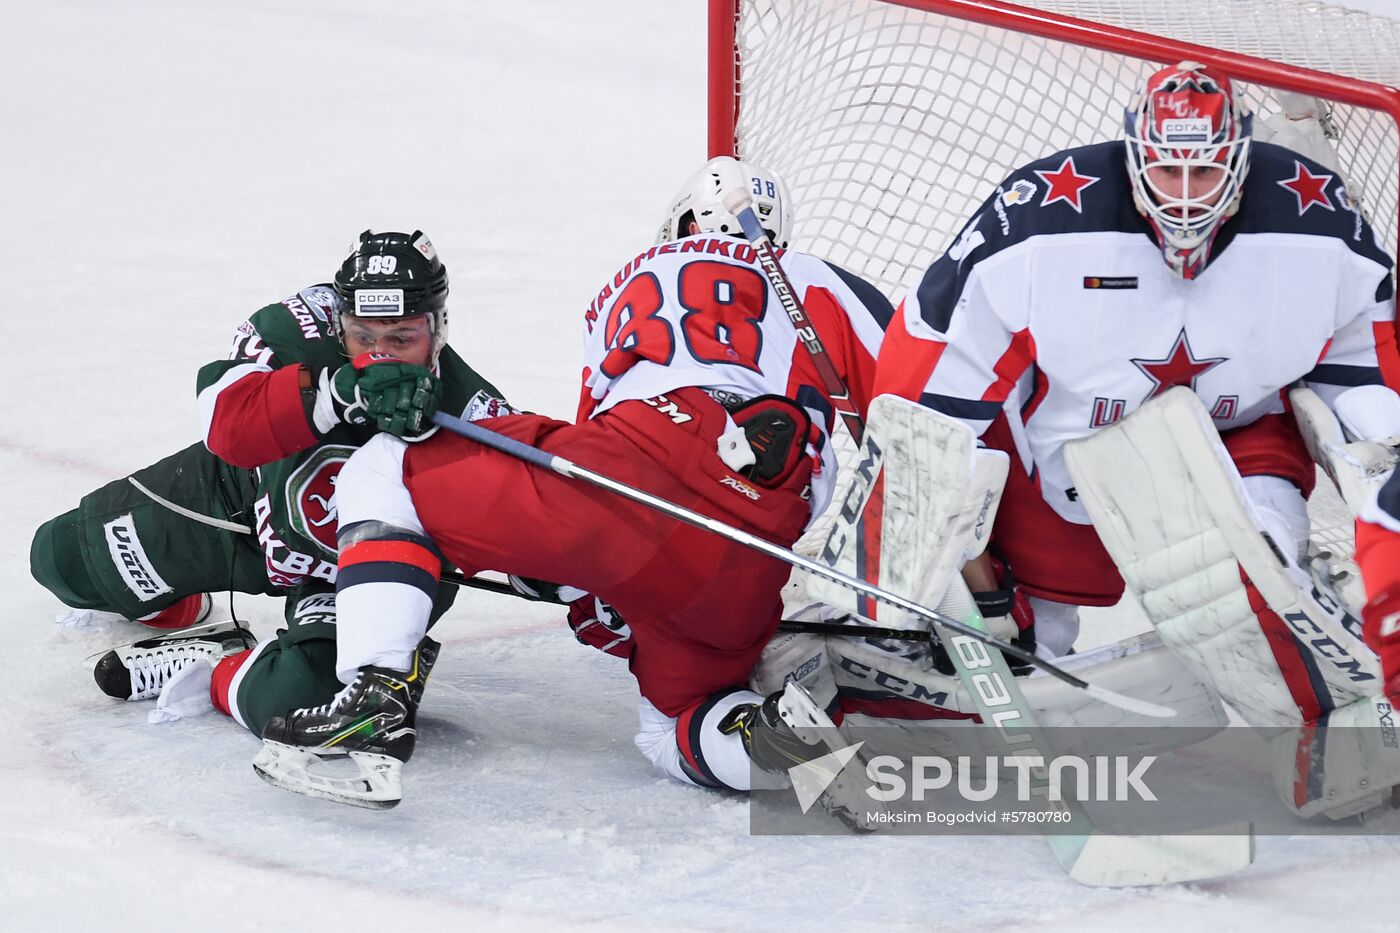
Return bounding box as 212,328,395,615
732,0,1400,565
732,0,1400,300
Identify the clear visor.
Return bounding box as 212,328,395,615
336,312,438,367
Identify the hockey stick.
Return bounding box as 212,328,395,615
722,189,865,443
437,568,935,643
934,577,1252,886
439,570,555,602
427,409,1169,718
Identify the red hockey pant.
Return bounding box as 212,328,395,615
402,388,813,715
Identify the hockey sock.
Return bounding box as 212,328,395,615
210,648,253,717
335,530,441,678
675,688,767,791
137,592,209,630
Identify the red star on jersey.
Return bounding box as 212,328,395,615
1277,162,1335,215
1130,329,1227,401
1034,157,1100,214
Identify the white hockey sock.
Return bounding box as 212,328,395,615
1029,597,1080,658
634,691,783,792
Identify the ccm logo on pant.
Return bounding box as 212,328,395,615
641,394,693,424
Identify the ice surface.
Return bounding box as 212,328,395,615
4,1,1399,930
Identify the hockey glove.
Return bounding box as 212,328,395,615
566,595,633,659
972,557,1037,672
318,353,443,439
1362,587,1400,708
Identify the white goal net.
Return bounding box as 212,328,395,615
719,0,1400,299
713,0,1400,569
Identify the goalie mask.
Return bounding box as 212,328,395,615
332,230,449,363
1124,62,1253,279
657,156,792,247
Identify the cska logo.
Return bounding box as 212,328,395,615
1155,95,1195,119
284,445,356,556
1034,157,1100,214
1129,329,1227,402
1278,162,1335,215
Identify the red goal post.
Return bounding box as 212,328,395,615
708,0,1400,299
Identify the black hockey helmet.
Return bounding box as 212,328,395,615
332,229,450,359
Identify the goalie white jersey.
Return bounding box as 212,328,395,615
581,234,893,514
876,140,1399,525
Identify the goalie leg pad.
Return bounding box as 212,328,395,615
830,630,1227,739
1065,388,1381,728
1270,695,1400,820
803,395,1008,628
828,637,970,722
749,627,839,718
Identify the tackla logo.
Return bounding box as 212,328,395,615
285,445,355,556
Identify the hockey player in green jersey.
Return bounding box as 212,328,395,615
29,230,509,734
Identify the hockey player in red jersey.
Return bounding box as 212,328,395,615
252,157,895,812
1356,471,1400,709
868,61,1400,817
30,230,508,735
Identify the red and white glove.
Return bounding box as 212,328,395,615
1362,588,1400,708
972,557,1036,642
566,595,634,659
1355,515,1400,707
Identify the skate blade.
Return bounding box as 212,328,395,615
252,740,403,810
777,683,888,833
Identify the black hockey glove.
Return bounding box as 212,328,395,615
320,353,443,440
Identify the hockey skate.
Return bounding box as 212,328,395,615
93,620,254,701
252,637,439,810
723,681,884,832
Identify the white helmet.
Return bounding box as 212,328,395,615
657,156,793,246
1124,61,1253,279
